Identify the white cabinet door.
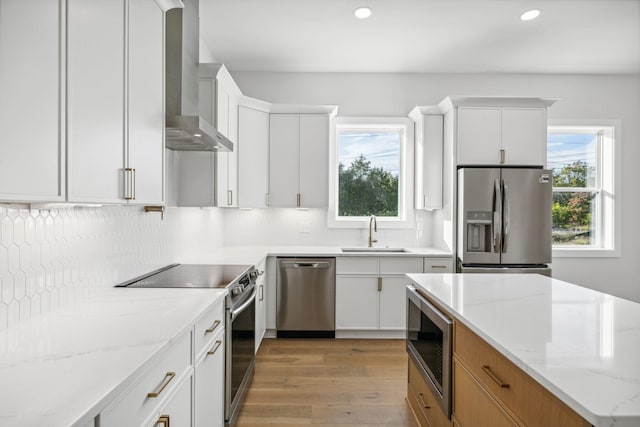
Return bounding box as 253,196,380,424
215,86,235,207
0,0,65,202
336,276,378,330
148,375,192,427
238,106,269,208
415,114,443,210
456,107,502,166
379,276,407,330
269,114,300,207
194,336,225,427
501,108,546,166
67,0,125,203
299,114,329,207
127,0,164,205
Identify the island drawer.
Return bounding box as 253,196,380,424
453,358,518,427
194,297,225,358
408,358,450,427
454,322,589,427
100,330,191,426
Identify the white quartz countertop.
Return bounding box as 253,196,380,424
183,245,452,266
0,287,226,427
407,273,640,427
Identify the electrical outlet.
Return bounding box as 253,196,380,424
299,222,311,233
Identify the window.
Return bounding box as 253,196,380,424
329,117,414,228
547,121,619,256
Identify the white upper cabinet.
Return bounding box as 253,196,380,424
199,64,242,207
0,0,65,202
443,96,557,167
268,106,337,208
67,0,164,204
410,107,443,210
238,98,271,208
127,0,164,205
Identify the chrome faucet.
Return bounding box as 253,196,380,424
368,215,378,247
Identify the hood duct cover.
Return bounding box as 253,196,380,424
165,0,232,152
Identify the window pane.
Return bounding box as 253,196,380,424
547,132,597,187
552,191,597,245
337,129,400,217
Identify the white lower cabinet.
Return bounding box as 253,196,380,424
335,256,423,333
194,329,225,427
99,298,226,427
255,258,267,352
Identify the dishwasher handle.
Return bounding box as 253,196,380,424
281,262,331,269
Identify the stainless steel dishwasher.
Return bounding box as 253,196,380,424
276,258,336,338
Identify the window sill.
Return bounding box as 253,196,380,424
552,247,620,258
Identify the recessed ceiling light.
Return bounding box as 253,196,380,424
520,9,541,21
193,133,202,137
354,7,372,19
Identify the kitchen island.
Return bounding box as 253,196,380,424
407,273,640,427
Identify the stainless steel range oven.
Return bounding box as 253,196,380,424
406,285,453,418
117,263,258,426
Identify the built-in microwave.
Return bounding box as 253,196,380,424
406,285,453,418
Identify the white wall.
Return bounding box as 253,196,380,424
0,205,224,330
230,71,640,302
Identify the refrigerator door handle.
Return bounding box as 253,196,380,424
493,178,502,253
503,180,510,252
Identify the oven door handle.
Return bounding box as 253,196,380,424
230,288,257,320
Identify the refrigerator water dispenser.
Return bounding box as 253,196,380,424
466,211,492,252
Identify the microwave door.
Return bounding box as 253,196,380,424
458,168,501,265
499,168,552,265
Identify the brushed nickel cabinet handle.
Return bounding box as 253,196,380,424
156,415,170,427
205,319,221,334
147,372,176,398
431,265,448,269
124,168,133,200
131,168,136,200
377,277,382,292
417,392,431,409
227,190,233,205
296,193,301,207
482,365,510,388
500,149,505,164
207,340,223,356
259,284,264,301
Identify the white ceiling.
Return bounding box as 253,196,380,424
199,0,640,74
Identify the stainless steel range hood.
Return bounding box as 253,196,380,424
165,0,233,152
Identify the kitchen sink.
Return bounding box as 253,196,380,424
341,247,410,253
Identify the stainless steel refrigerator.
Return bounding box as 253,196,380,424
457,167,552,275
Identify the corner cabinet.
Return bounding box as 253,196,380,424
0,0,65,202
439,96,558,167
238,98,271,208
410,107,444,210
199,64,243,207
268,105,338,208
67,0,164,204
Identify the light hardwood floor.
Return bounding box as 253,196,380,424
236,338,418,427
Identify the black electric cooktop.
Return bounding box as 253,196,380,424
117,264,253,288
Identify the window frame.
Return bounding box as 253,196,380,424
548,119,620,258
328,117,414,229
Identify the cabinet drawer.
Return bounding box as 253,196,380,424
336,257,378,274
424,258,453,273
100,330,191,426
379,257,423,274
454,322,589,427
194,298,225,358
453,358,518,427
408,358,450,427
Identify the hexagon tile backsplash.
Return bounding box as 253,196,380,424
0,205,224,330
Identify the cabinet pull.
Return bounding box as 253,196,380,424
417,392,431,409
124,168,133,200
227,190,233,205
423,194,426,207
500,149,505,164
147,372,176,398
431,265,448,269
156,415,170,427
482,365,510,388
296,193,301,207
377,277,382,292
131,168,136,200
207,340,223,356
205,319,221,334
259,284,264,301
